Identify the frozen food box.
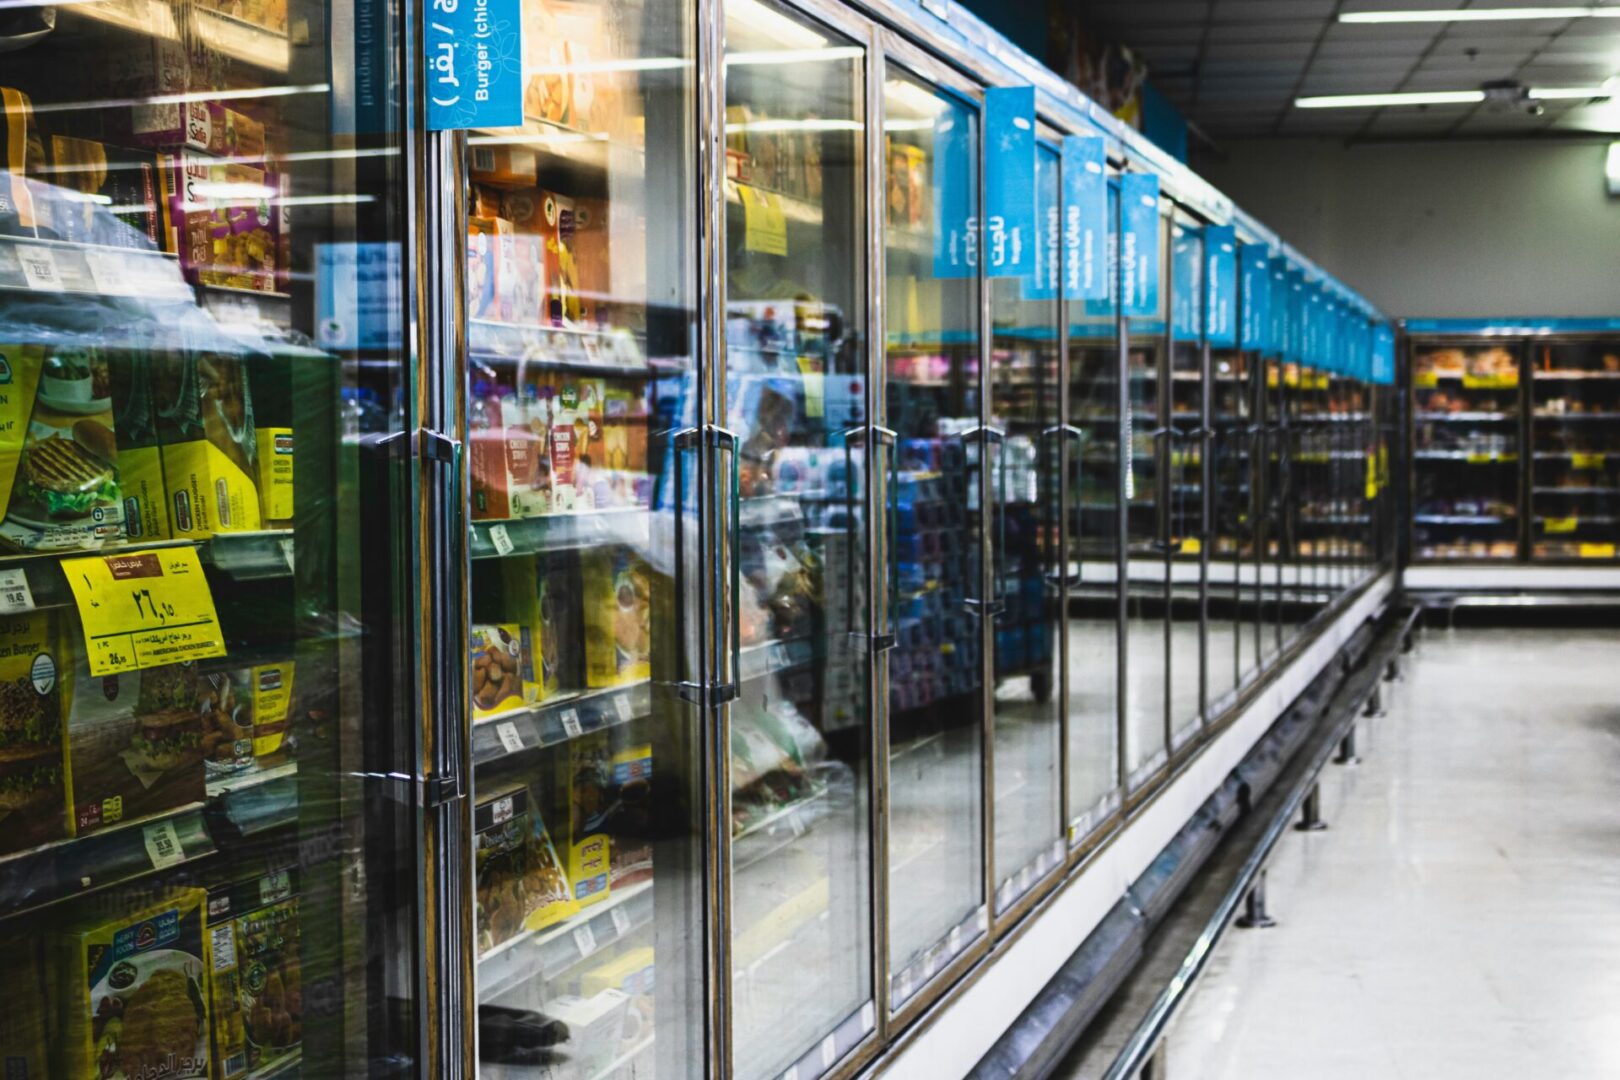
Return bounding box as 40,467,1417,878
158,151,281,292
153,350,263,539
196,0,288,34
494,557,560,702
133,102,264,160
579,947,654,1051
545,990,629,1078
42,137,165,250
504,189,584,325
0,343,126,552
469,623,538,721
562,732,613,908
580,546,651,688
469,144,537,189
467,216,517,322
474,782,576,957
246,660,294,767
247,349,294,529
206,867,300,1080
468,376,549,521
0,609,67,855
49,887,211,1079
607,742,652,889
0,934,49,1078
110,348,173,543
1,87,48,240
195,662,272,793
63,652,206,837
253,426,293,526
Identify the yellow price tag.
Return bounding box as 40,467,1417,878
63,548,227,676
1462,373,1516,389
1365,452,1377,500
1465,451,1493,464
1571,452,1605,470
1578,543,1616,559
1413,372,1439,388
737,183,787,257
1544,516,1578,534
1180,537,1201,555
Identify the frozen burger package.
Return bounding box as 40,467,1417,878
48,887,211,1079
0,609,67,855
154,349,262,539
0,343,125,552
62,651,205,837
206,867,301,1079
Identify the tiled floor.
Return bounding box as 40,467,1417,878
1158,627,1620,1079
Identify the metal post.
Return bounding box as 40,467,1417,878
1235,869,1276,929
1294,783,1328,831
1335,725,1359,765
1364,685,1384,718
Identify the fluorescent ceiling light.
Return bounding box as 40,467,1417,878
728,0,829,49
1528,85,1614,98
1296,90,1486,107
725,45,862,66
725,118,861,133
30,83,328,115
1341,6,1620,23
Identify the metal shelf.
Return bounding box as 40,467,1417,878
477,880,656,1002
1414,412,1514,422
472,682,650,767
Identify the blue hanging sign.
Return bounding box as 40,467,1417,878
1027,143,1061,300
1082,179,1120,319
985,86,1036,279
1120,173,1160,318
932,94,978,280
1372,323,1396,384
1062,135,1108,301
1286,268,1304,364
426,0,523,131
1267,257,1287,358
1205,225,1237,348
1171,224,1202,342
1239,243,1269,353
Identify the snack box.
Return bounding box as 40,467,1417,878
0,934,49,1078
474,783,576,957
606,743,652,888
563,733,613,908
63,653,206,837
579,947,654,1051
469,145,537,190
158,151,282,293
196,662,262,793
0,343,126,552
152,350,263,539
468,377,549,521
48,887,211,1079
0,610,68,855
206,867,300,1080
469,623,538,721
580,546,651,689
110,347,174,543
133,102,265,161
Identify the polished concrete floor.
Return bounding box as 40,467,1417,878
1158,627,1620,1079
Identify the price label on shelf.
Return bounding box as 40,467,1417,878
1579,543,1616,559
1462,373,1516,389
559,708,582,738
948,925,962,955
0,568,35,614
1545,516,1579,534
15,244,63,291
611,906,632,938
63,548,227,676
1572,452,1606,470
279,537,295,572
1413,371,1439,388
737,183,788,257
495,721,525,756
613,693,634,724
819,1034,838,1069
142,818,185,870
489,524,515,556
573,923,597,958
84,250,132,296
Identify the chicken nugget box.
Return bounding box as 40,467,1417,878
0,610,68,855
206,867,300,1080
0,934,49,1078
0,343,126,552
153,350,263,539
581,546,650,688
49,887,211,1079
197,661,293,794
63,653,205,837
469,623,538,721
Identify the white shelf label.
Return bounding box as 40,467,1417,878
789,811,807,838
495,722,524,756
489,523,515,556
559,708,582,738
819,1034,837,1068
279,536,295,572
16,245,63,291
142,818,185,870
0,569,34,614
573,922,597,957
210,925,237,972
613,693,634,724
611,906,632,937
948,925,961,955
85,251,131,296
860,1002,875,1032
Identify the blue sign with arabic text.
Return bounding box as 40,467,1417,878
1239,243,1269,353
985,86,1036,279
426,0,523,130
1171,224,1202,342
1120,173,1160,318
1026,143,1061,300
932,93,978,280
1063,135,1108,301
1205,225,1236,348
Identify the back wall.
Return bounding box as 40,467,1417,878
1196,137,1620,320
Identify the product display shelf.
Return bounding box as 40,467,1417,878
471,681,651,767
477,879,656,1004
723,177,823,226
468,317,656,376
731,783,833,876
1534,412,1620,420
0,761,298,920
1536,451,1611,460
1414,449,1519,461
1414,514,1507,525
0,235,192,301
1414,411,1513,422
479,112,645,180
1536,371,1620,379
470,508,652,560
738,636,814,683
61,0,289,70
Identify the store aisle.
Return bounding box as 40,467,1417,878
1159,627,1620,1079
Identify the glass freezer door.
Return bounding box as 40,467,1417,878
721,2,876,1075
1209,347,1254,710
1166,214,1203,751
458,1,709,1076
0,0,421,1072
880,64,987,1011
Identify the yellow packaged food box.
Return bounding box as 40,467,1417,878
153,351,262,539
580,546,650,688
0,343,125,551
0,609,68,854
253,428,293,526
469,624,537,721
0,934,49,1078
248,661,294,765
474,783,576,957
497,558,558,701
49,887,211,1079
563,732,612,909
206,867,300,1079
198,660,296,795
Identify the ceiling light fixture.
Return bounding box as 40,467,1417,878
1298,80,1617,108
1341,6,1620,24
